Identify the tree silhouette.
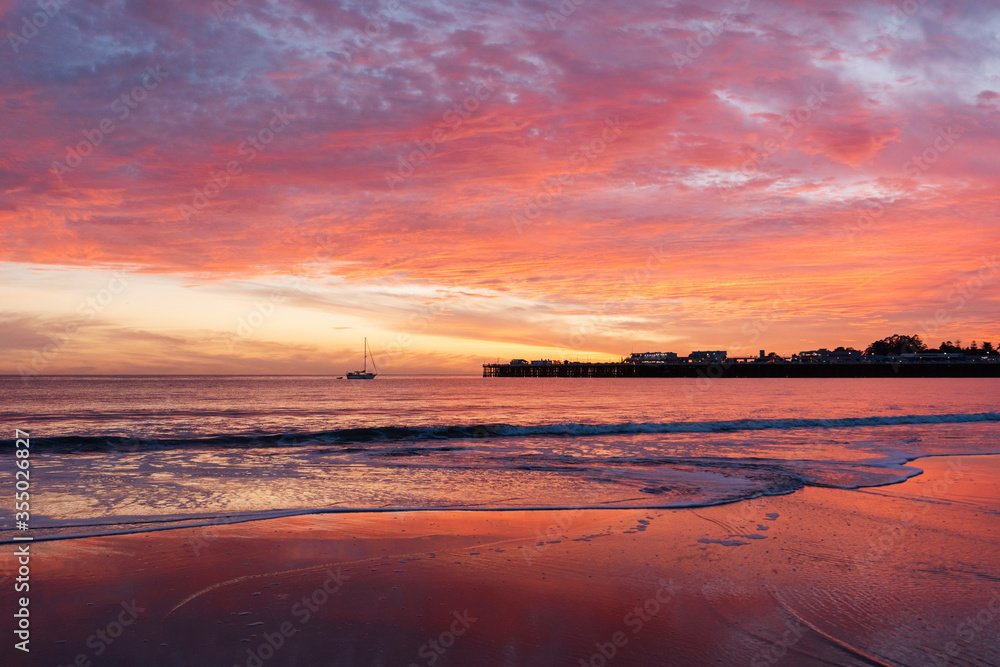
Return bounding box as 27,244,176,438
937,340,962,353
865,334,927,356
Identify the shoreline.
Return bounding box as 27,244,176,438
484,360,1000,378
4,450,996,546
4,454,999,665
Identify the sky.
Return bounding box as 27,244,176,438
1,0,999,375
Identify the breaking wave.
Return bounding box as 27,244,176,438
7,412,999,450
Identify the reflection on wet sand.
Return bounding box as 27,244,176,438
4,455,998,666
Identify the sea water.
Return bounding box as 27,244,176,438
1,376,998,540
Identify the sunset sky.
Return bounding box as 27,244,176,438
2,0,998,375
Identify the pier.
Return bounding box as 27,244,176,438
483,357,1000,378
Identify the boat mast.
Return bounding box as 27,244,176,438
363,337,367,372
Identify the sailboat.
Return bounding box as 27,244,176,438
346,338,378,379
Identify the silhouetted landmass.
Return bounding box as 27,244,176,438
484,334,1000,377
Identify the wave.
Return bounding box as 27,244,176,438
5,411,997,450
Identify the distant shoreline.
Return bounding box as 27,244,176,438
484,361,1000,378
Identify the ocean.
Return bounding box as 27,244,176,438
3,376,998,542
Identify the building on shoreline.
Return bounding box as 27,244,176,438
483,349,1000,378
798,348,862,361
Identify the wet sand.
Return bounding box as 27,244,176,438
4,455,1000,666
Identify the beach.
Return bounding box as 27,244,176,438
7,453,998,666
7,0,1000,662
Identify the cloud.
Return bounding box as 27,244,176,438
2,0,999,370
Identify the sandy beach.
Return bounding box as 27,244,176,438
5,454,999,667
6,0,1000,662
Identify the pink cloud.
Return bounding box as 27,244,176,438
1,0,999,369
